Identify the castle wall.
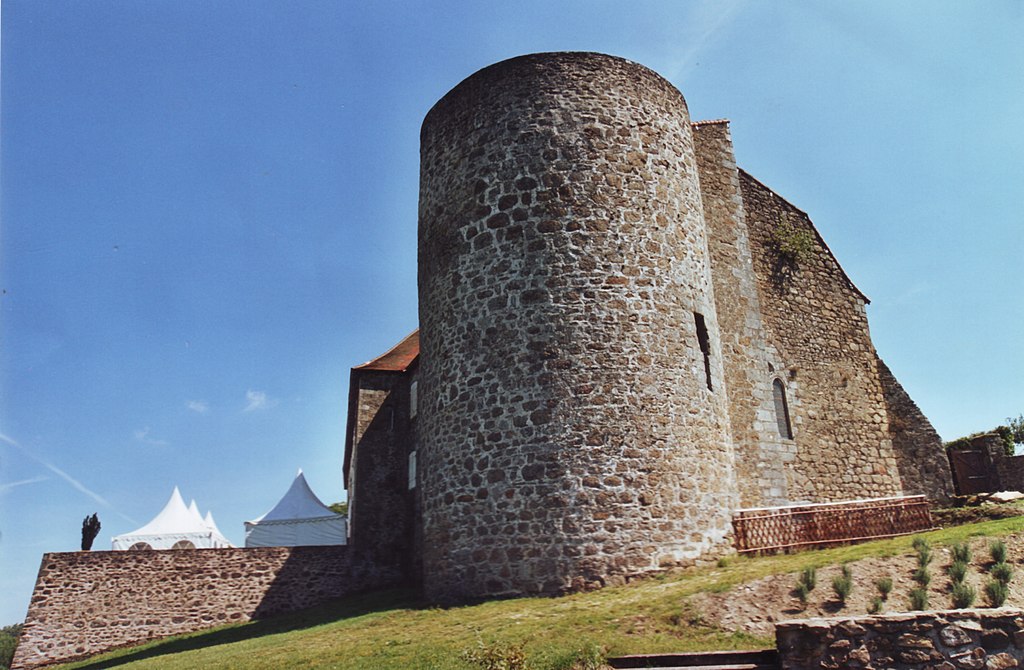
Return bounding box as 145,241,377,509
876,357,953,499
346,369,419,576
417,52,737,601
739,171,903,502
693,121,793,507
11,547,402,670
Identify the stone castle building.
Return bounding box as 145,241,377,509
343,52,952,602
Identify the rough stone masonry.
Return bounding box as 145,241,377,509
345,51,953,602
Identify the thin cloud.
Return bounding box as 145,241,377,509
0,476,49,495
666,0,744,82
134,427,169,446
243,390,277,412
186,400,209,414
0,432,136,523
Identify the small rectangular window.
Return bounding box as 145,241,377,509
410,380,418,418
694,312,713,391
407,450,417,490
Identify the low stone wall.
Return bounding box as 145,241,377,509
777,609,1024,669
12,546,403,669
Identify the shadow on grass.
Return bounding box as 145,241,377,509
66,589,421,670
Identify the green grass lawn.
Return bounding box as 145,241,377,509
56,515,1024,670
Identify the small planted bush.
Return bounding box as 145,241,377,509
948,560,969,584
951,582,976,609
952,542,972,564
876,576,893,600
991,562,1013,585
990,540,1008,565
909,587,929,610
794,566,817,608
917,545,933,568
912,536,929,552
794,582,810,607
868,596,884,615
986,579,1009,608
832,565,853,605
800,566,817,591
913,567,932,588
461,640,527,670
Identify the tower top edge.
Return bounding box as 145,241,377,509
422,52,687,132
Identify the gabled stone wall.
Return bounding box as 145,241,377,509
12,547,402,670
739,171,904,503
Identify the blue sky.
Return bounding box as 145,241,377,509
1,1,1021,625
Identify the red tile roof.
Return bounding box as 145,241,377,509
353,330,420,372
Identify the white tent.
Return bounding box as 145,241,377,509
244,470,347,547
111,487,234,550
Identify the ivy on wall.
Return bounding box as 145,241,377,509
946,426,1016,457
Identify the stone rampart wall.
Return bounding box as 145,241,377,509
12,547,402,669
777,610,1024,670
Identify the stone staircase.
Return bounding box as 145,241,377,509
607,649,779,670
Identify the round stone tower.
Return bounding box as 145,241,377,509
417,52,737,601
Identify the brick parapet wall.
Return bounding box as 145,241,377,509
777,610,1024,669
12,547,403,670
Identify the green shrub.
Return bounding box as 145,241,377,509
990,540,1008,564
909,587,929,610
951,582,976,609
461,640,528,670
772,220,817,264
996,425,1016,457
948,560,969,584
799,566,817,591
952,542,972,564
876,576,893,600
912,537,929,552
986,579,1009,607
545,643,605,670
794,582,810,607
831,565,853,605
917,546,933,567
991,562,1013,584
868,596,884,614
913,567,932,587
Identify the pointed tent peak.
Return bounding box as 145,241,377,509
187,499,205,525
168,487,186,507
204,511,226,536
248,470,339,523
118,486,207,537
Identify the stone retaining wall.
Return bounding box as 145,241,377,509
12,546,402,669
777,610,1024,669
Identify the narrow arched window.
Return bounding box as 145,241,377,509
128,542,152,551
171,540,196,550
772,379,793,439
